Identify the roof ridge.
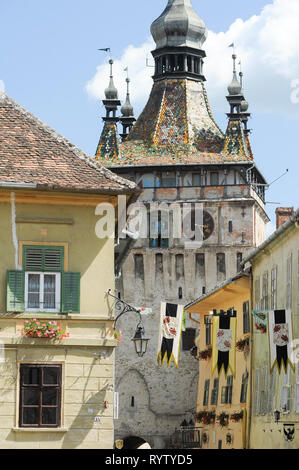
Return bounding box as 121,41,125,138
0,91,136,191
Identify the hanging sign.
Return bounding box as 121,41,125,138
157,302,184,368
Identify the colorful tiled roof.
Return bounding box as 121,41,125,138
0,92,137,193
95,122,119,161
221,119,253,159
98,78,254,167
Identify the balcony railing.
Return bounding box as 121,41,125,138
181,427,201,449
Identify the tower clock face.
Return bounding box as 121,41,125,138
202,211,214,240
183,209,214,241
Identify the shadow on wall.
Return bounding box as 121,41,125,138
61,355,113,449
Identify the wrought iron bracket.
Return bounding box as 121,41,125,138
106,289,142,329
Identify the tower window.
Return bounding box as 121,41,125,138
178,287,183,299
192,173,201,187
134,255,144,280
216,253,226,282
210,172,219,186
228,221,233,233
131,396,135,407
161,172,176,187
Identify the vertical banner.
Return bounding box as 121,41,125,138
212,315,237,377
268,309,295,373
157,302,184,368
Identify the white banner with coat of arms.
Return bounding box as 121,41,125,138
268,309,295,373
157,302,184,368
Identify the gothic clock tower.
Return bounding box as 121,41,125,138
95,0,269,449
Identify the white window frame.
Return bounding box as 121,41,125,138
271,266,277,310
25,272,61,313
281,369,291,413
255,277,260,310
260,366,268,415
261,272,269,311
286,254,292,309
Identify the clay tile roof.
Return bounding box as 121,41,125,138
0,92,137,194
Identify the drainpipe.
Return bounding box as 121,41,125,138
246,266,254,449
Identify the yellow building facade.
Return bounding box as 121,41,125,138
243,208,299,449
0,92,137,448
186,274,251,449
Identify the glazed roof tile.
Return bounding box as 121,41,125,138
98,79,253,168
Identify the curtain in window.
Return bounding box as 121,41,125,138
44,274,56,309
28,274,40,309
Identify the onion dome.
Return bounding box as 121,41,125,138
151,0,208,50
105,60,119,100
121,78,134,117
228,54,242,95
241,99,249,112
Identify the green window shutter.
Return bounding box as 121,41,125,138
61,272,80,313
23,246,64,272
7,270,24,312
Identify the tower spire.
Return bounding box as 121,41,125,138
120,68,136,142
222,53,253,159
95,59,121,161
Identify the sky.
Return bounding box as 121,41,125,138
0,0,298,233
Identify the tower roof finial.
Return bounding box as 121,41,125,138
151,0,208,50
227,50,242,96
121,68,134,118
104,59,119,101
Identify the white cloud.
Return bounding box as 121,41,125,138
86,0,299,118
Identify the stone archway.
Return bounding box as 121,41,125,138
121,436,151,449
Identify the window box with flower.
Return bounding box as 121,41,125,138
195,410,216,425
21,319,69,340
114,330,122,343
217,412,229,427
230,410,244,422
198,347,212,361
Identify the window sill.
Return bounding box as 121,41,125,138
0,335,118,348
12,427,68,433
2,313,113,321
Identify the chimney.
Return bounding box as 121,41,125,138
275,207,294,229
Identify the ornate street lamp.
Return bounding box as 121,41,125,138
106,289,150,357
132,323,150,357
